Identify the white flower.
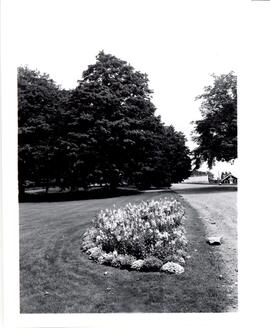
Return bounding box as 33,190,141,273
82,197,187,271
145,222,150,229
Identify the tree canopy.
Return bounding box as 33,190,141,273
18,52,191,193
18,66,65,193
192,72,237,169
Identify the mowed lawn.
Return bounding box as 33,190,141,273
20,191,235,313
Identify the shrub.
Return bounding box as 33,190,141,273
82,197,188,273
88,247,103,261
98,252,115,265
111,254,136,269
82,240,96,252
164,254,186,266
142,256,163,271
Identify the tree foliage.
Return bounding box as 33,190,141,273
192,72,237,168
18,67,64,193
18,52,191,193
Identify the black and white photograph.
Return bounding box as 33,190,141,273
1,0,270,326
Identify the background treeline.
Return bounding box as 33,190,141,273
18,51,191,195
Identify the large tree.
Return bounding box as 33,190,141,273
18,52,191,192
65,51,191,189
18,66,64,193
192,72,237,168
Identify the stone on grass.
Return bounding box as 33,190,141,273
206,236,222,245
131,259,145,271
161,262,185,275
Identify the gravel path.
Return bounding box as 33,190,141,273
172,183,238,311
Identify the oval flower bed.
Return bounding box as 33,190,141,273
81,197,188,274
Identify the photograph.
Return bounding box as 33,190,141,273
2,0,270,326
16,0,238,314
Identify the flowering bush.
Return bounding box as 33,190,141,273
111,254,136,269
142,256,163,271
97,252,114,265
81,197,187,273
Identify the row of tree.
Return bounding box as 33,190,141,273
18,52,192,193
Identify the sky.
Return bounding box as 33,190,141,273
12,0,241,176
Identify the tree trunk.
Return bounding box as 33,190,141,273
19,183,25,195
45,179,49,193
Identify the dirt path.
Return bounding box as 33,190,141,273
172,183,238,311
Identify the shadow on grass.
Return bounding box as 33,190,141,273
19,187,142,203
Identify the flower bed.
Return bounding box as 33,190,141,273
81,197,188,274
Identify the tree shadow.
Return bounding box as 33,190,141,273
19,187,142,203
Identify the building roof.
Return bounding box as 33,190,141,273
220,173,237,183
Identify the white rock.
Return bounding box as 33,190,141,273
161,262,185,275
131,259,144,271
206,236,222,245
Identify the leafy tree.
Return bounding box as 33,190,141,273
18,52,192,193
192,72,237,168
18,66,63,193
162,126,191,183
67,51,191,189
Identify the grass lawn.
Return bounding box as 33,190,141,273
20,191,235,312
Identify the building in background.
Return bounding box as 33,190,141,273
183,170,214,184
219,173,237,185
